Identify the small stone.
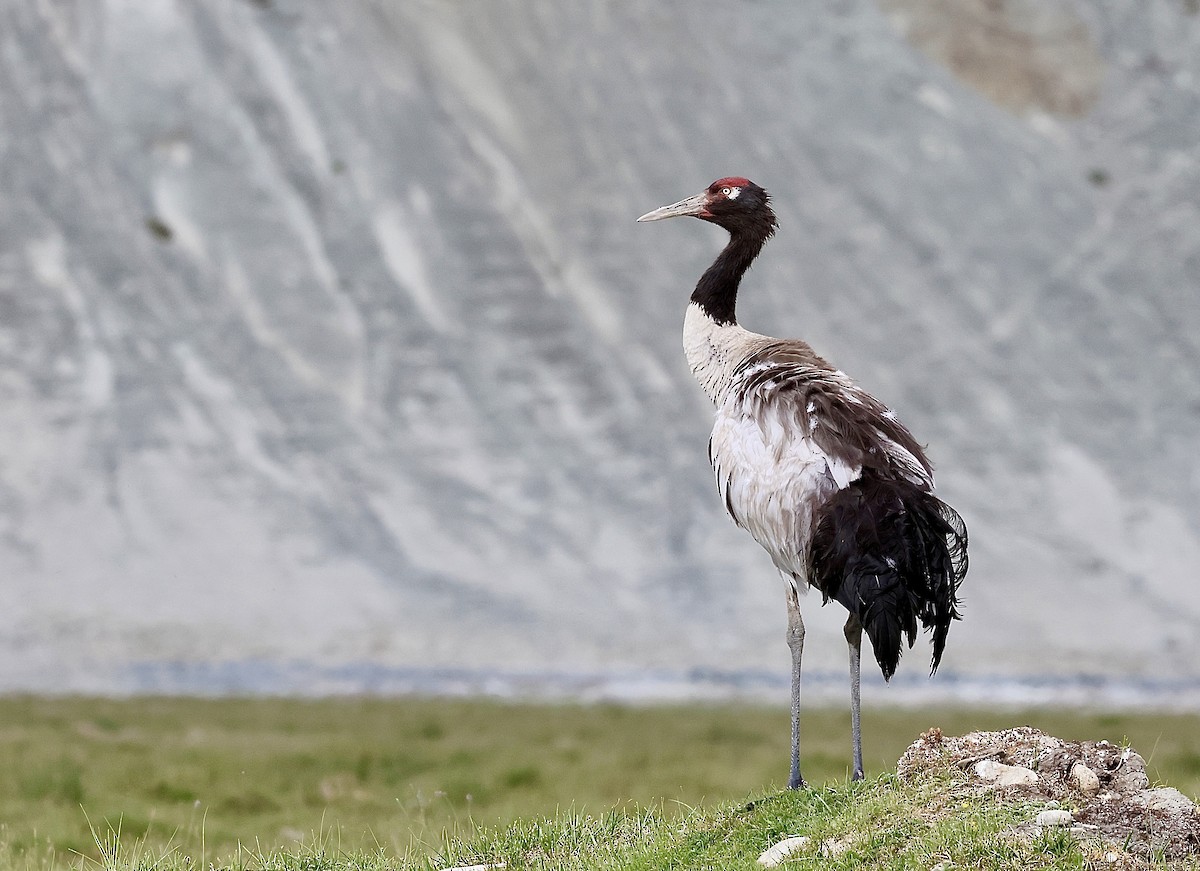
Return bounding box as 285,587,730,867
1128,787,1196,816
1035,809,1074,827
757,836,810,867
974,759,1039,787
1070,761,1100,796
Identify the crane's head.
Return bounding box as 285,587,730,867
637,177,776,237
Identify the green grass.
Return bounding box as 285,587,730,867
437,774,1108,870
0,696,1196,869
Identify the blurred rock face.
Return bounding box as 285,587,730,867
0,1,1198,695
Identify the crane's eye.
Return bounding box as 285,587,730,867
721,188,732,196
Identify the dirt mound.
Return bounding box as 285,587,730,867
898,727,1200,863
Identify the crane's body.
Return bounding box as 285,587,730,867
639,178,968,788
686,306,876,583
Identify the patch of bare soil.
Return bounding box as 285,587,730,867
877,0,1104,116
898,727,1200,864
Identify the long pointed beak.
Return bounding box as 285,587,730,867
636,192,709,222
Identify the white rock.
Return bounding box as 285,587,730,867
757,836,810,866
1035,809,1074,827
1129,787,1196,816
974,759,1039,787
1070,762,1100,795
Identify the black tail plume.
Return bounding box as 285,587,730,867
808,477,968,680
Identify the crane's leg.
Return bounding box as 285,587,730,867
786,584,806,789
844,614,865,781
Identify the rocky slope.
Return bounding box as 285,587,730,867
0,0,1198,695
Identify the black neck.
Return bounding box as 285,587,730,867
690,230,769,326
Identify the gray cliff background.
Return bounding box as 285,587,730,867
1,0,1198,701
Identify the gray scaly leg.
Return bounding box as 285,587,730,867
844,614,864,781
786,586,806,789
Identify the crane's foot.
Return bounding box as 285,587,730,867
787,773,807,790
851,768,865,782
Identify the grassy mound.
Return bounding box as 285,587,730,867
435,728,1200,869
435,772,1193,870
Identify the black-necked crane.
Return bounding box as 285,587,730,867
638,177,968,788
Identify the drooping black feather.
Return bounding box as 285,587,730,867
808,475,968,680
